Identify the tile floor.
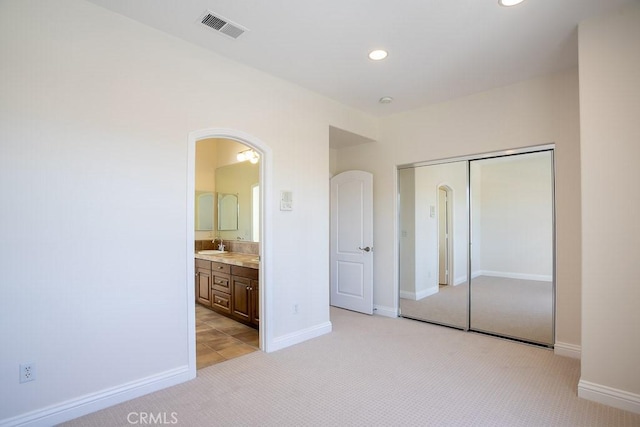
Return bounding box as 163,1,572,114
196,304,259,370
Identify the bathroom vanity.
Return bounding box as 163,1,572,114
195,252,259,328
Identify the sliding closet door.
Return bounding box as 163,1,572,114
469,151,554,346
398,161,469,329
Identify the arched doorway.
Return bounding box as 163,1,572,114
187,128,272,375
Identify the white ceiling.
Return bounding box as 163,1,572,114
86,0,633,117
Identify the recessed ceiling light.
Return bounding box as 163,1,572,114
499,0,525,6
379,96,393,104
369,50,388,61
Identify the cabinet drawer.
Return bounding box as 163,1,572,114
231,265,258,280
195,259,211,269
211,261,231,274
212,274,230,293
212,290,231,314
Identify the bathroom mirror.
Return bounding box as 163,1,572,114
215,161,259,241
217,193,238,231
195,138,260,241
195,192,214,231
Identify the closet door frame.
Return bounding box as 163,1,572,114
467,149,555,347
397,143,556,347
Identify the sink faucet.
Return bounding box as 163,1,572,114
213,238,225,251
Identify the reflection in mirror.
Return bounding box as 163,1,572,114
195,137,260,242
398,161,469,329
251,184,260,242
215,161,259,241
469,151,554,345
218,193,238,231
195,192,214,231
399,149,555,347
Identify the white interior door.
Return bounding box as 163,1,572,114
330,170,373,314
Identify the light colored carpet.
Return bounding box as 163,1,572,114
400,276,553,345
63,307,640,426
400,282,469,328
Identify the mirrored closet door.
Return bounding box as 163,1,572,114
398,160,469,329
398,148,555,347
469,151,554,346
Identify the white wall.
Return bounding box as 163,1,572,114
578,2,640,412
334,69,582,348
0,0,377,424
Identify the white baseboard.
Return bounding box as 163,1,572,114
554,342,581,359
269,321,332,352
477,270,552,282
400,288,438,301
399,290,416,300
454,276,467,285
374,305,397,318
0,366,193,427
417,288,438,300
578,380,640,414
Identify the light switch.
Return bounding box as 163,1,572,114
430,205,435,218
280,191,293,211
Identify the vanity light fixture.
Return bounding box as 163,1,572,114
498,0,525,6
237,149,260,164
368,49,388,61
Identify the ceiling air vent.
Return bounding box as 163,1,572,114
199,11,247,39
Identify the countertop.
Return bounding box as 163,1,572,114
194,251,260,269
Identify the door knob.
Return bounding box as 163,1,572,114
358,246,372,252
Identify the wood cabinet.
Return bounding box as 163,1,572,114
211,261,231,314
195,258,259,328
251,279,259,326
231,275,251,323
231,265,259,327
195,259,212,306
211,290,231,314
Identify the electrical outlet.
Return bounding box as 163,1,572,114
20,363,36,383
